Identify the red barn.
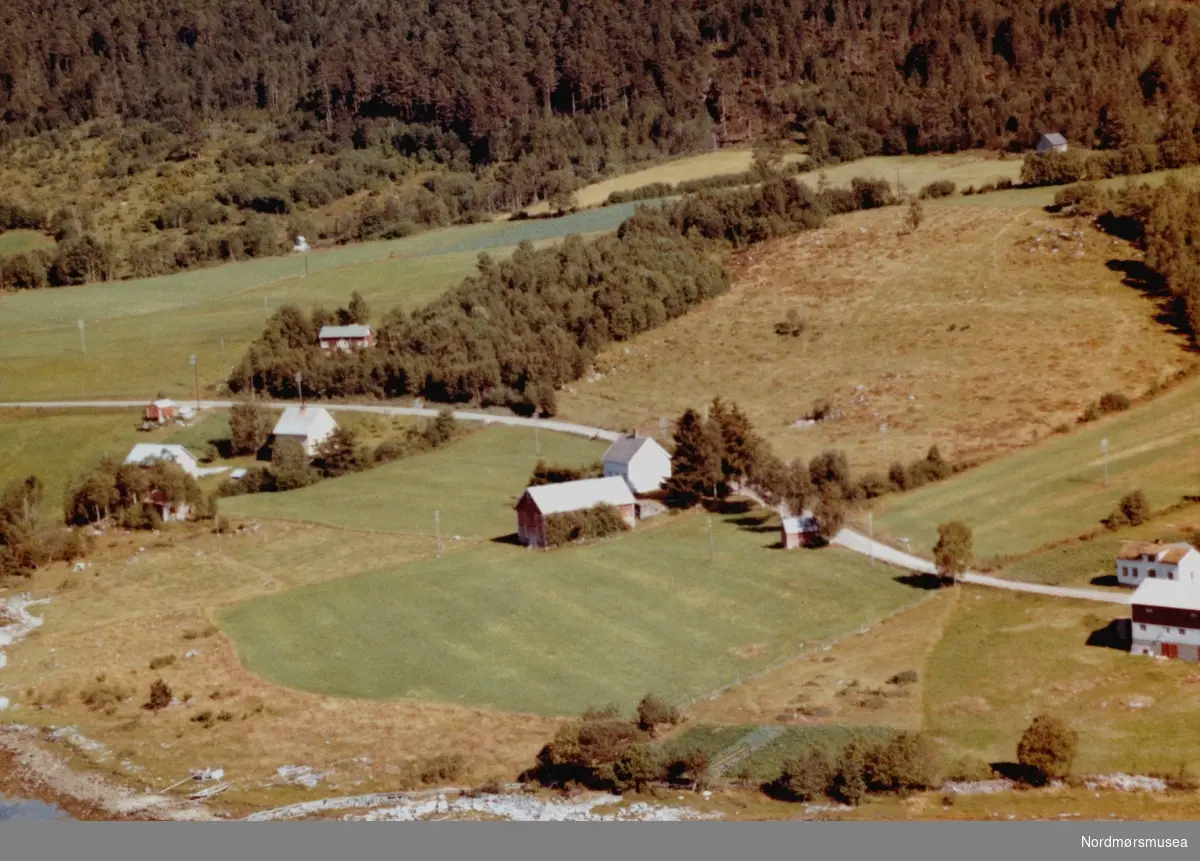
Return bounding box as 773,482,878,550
144,398,177,425
515,476,637,548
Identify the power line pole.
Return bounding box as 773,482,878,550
1101,437,1109,486
220,338,226,369
77,319,86,355
189,354,200,409
707,515,715,562
295,371,304,409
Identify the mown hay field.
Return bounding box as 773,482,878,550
218,426,610,540
219,505,922,715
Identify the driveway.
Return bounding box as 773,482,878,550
0,400,621,442
832,528,1130,605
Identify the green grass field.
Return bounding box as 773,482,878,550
0,202,651,402
0,408,143,504
0,229,54,258
218,426,609,539
219,508,921,715
873,376,1200,560
924,588,1200,774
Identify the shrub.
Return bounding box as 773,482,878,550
608,744,661,793
665,748,711,790
419,753,467,785
1105,489,1149,530
1017,714,1078,784
144,678,173,712
80,680,133,712
887,669,919,686
864,732,938,794
191,709,214,726
933,521,973,581
774,308,805,337
1098,392,1131,413
635,694,681,734
771,746,837,802
806,398,832,422
149,654,176,670
543,503,630,547
946,754,995,782
919,180,956,199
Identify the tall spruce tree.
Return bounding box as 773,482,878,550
665,409,723,508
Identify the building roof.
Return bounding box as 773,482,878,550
273,406,336,438
1132,577,1200,612
144,489,189,507
319,325,372,340
124,444,198,468
1040,132,1067,146
520,476,636,516
782,513,818,534
602,435,666,466
1116,540,1194,562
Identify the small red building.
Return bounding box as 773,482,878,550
515,476,637,548
781,512,820,549
319,325,374,351
144,398,177,425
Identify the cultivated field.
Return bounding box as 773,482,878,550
872,375,1200,560
558,204,1189,474
0,202,650,402
219,426,609,540
0,408,144,505
790,152,1022,197
220,506,922,715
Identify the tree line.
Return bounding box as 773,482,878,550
229,174,895,409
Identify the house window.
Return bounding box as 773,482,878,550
1181,629,1187,635
1140,624,1147,631
1150,569,1157,578
1122,566,1129,577
1169,572,1175,580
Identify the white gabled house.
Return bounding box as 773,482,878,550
1036,132,1068,154
273,406,338,457
1115,541,1200,587
1130,577,1200,662
515,476,637,548
601,435,672,494
124,444,201,477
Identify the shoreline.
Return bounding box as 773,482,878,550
0,725,215,821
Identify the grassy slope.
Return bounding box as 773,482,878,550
219,508,921,715
924,587,1200,775
558,203,1187,473
0,202,649,402
0,408,143,504
873,374,1200,560
219,426,609,539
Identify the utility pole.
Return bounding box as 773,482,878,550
881,423,888,464
189,354,200,409
707,515,715,562
435,510,442,557
77,319,86,355
220,338,226,369
1101,437,1109,486
295,371,304,408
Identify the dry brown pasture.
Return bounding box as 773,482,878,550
557,204,1190,472
0,522,557,813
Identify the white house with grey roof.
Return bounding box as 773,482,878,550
601,435,672,494
273,406,338,456
318,325,374,351
1116,541,1200,587
1036,132,1068,154
515,476,637,548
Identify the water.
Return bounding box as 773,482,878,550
0,793,70,821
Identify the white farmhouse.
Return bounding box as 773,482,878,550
273,406,338,457
124,444,201,477
1131,578,1200,662
601,435,672,494
1115,541,1200,587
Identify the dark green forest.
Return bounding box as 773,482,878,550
5,0,1200,162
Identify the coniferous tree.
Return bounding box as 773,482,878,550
665,409,723,508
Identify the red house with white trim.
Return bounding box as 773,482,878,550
319,325,374,351
144,398,177,425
